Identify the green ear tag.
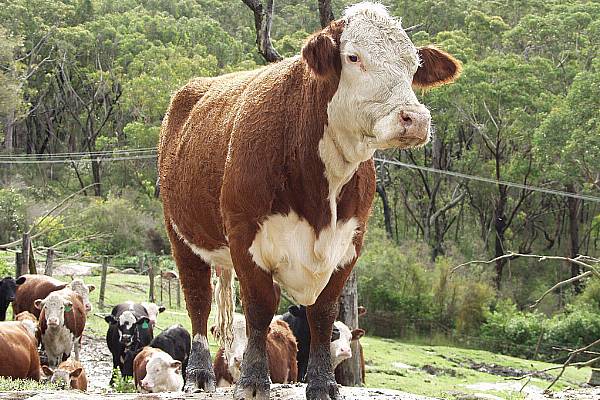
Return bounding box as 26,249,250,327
64,305,72,313
142,321,149,329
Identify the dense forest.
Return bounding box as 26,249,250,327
1,0,599,358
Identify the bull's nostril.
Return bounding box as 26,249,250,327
400,111,413,127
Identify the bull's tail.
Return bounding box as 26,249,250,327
213,267,235,352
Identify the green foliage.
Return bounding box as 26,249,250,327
111,369,136,393
0,188,26,244
0,258,12,277
357,227,494,337
481,298,600,359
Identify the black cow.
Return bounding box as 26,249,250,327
150,324,191,384
105,302,153,382
0,276,26,321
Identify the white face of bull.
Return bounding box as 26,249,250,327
68,279,94,313
35,293,71,328
141,351,183,393
330,3,428,150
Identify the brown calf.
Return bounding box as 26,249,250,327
42,360,87,391
14,274,95,318
0,321,41,381
213,318,298,386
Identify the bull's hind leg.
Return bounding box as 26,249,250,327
166,224,216,393
229,237,279,400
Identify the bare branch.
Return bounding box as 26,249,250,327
530,271,594,308
242,0,282,62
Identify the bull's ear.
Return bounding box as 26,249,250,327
302,20,344,79
70,368,83,378
41,366,54,377
158,306,166,313
34,299,44,310
16,276,26,285
413,46,461,89
105,315,117,324
137,317,150,328
351,328,365,340
87,284,96,293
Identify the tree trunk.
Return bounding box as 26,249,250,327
317,0,334,28
376,183,393,240
493,190,508,291
91,156,102,197
4,110,15,152
336,270,362,386
565,184,581,293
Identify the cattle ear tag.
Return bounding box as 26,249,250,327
64,305,72,313
142,321,149,329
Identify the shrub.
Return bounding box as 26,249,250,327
0,188,26,244
479,300,545,358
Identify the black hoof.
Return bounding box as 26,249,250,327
185,367,216,393
233,379,270,400
185,334,216,393
306,379,340,400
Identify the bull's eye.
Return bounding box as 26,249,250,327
348,54,359,63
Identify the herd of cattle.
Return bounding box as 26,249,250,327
0,274,366,393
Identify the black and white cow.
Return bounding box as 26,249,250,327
149,324,191,384
0,276,26,321
105,302,153,380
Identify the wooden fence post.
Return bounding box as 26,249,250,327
160,269,163,304
21,233,30,276
15,252,22,277
28,240,37,274
137,253,144,274
99,256,109,309
337,270,363,386
168,278,172,308
148,257,155,303
176,278,181,309
45,248,54,276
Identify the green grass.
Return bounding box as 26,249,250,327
362,336,590,398
0,377,60,391
4,271,592,399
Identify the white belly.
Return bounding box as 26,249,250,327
172,213,358,305
249,211,358,305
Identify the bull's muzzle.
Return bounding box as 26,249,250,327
398,106,431,145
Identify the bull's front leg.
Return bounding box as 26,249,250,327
306,267,355,400
230,238,278,400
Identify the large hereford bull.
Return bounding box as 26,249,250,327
158,3,460,399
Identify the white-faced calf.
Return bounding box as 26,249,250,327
133,347,183,393
35,289,86,367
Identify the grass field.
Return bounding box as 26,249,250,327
4,271,592,399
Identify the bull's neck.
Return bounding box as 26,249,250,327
318,124,375,227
